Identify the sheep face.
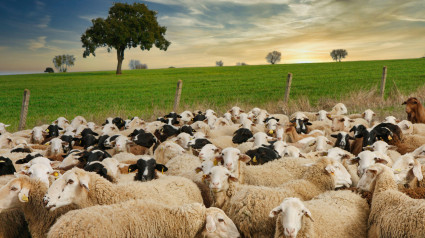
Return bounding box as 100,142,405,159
326,147,350,162
202,207,241,238
113,136,131,153
249,132,274,148
266,119,279,135
195,160,215,177
48,138,65,155
54,117,70,129
276,128,284,141
357,164,389,192
223,113,232,123
31,126,45,144
0,156,16,175
0,177,30,211
25,164,54,187
330,161,352,188
206,166,237,193
174,132,191,149
392,154,423,185
102,124,119,135
363,109,375,123
269,197,313,238
350,151,389,177
316,110,328,121
273,141,288,156
133,158,167,182
217,148,250,173
58,150,82,169
180,111,194,124
199,144,221,162
283,146,301,158
314,136,332,152
45,169,90,211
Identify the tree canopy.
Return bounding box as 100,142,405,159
81,2,170,74
330,49,348,62
52,54,75,72
266,51,281,64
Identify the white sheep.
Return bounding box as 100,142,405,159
269,191,369,238
357,163,425,237
30,126,45,144
45,138,65,157
206,158,350,237
70,116,87,130
53,117,70,129
47,201,240,238
154,141,186,164
350,150,392,177
44,168,203,210
0,175,77,238
397,120,413,135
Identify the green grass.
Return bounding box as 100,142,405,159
0,58,424,131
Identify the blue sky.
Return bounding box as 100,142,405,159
0,0,424,74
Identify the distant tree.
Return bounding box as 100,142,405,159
236,62,247,66
44,67,54,73
135,63,148,69
81,2,171,75
330,49,348,62
266,51,281,64
216,60,223,67
169,66,175,68
52,54,75,72
129,60,141,70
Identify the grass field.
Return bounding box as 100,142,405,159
0,58,424,131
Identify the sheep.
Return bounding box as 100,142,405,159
329,103,348,115
397,120,413,135
285,125,323,143
173,132,192,149
180,110,195,124
363,140,401,163
45,138,65,157
154,141,186,164
53,117,70,129
329,116,368,132
0,175,77,238
0,123,10,135
44,168,203,211
392,153,424,189
47,201,240,238
403,97,425,123
412,123,425,134
301,136,332,153
30,126,46,144
206,158,350,237
0,156,16,175
269,191,369,238
350,150,392,177
383,115,398,124
165,154,214,207
357,163,425,237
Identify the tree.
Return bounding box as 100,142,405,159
236,62,247,66
52,54,75,72
129,59,141,70
216,60,223,67
330,49,348,62
266,51,281,64
81,3,170,75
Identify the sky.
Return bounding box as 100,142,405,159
0,0,424,74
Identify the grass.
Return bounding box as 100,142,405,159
0,58,424,131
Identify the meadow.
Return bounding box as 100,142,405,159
0,58,424,131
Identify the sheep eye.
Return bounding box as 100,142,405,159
67,179,74,185
218,218,225,222
409,163,414,166
10,187,18,191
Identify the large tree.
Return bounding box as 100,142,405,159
81,3,170,74
266,51,281,64
330,49,348,62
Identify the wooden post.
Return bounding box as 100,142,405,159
284,73,293,104
380,66,387,99
18,89,30,131
173,80,183,112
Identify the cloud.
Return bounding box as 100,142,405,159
28,36,47,50
37,15,50,28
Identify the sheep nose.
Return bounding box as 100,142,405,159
286,228,295,235
212,182,219,186
43,196,49,206
226,163,232,168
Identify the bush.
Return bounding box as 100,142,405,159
44,67,54,73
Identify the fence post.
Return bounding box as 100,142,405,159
18,89,30,131
380,66,387,100
173,80,183,112
284,73,293,104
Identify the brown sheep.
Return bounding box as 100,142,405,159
403,97,425,123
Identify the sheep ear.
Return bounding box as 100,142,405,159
79,175,90,191
331,134,338,138
367,168,378,176
387,145,397,150
309,141,316,147
239,154,251,163
18,187,30,203
155,164,168,173
269,206,282,218
325,165,335,175
349,157,360,165
413,161,423,181
303,209,314,222
374,158,388,165
228,173,238,182
195,167,202,173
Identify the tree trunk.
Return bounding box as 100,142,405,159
116,48,125,75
